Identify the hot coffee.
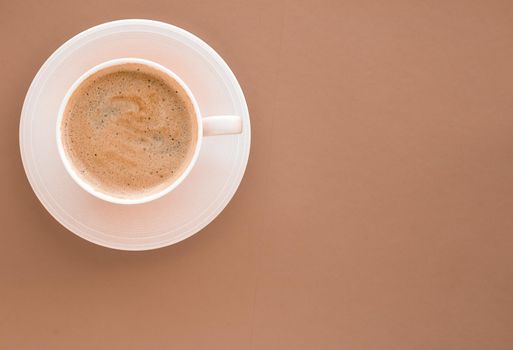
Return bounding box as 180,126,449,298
60,63,198,199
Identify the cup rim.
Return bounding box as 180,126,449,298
56,58,203,205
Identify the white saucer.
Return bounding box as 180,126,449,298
19,20,251,250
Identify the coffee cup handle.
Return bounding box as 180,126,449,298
202,115,243,136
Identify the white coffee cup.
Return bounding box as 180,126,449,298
56,58,242,205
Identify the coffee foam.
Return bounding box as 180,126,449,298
61,63,198,199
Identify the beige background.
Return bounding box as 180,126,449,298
1,0,513,349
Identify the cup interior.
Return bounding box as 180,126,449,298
56,58,203,205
